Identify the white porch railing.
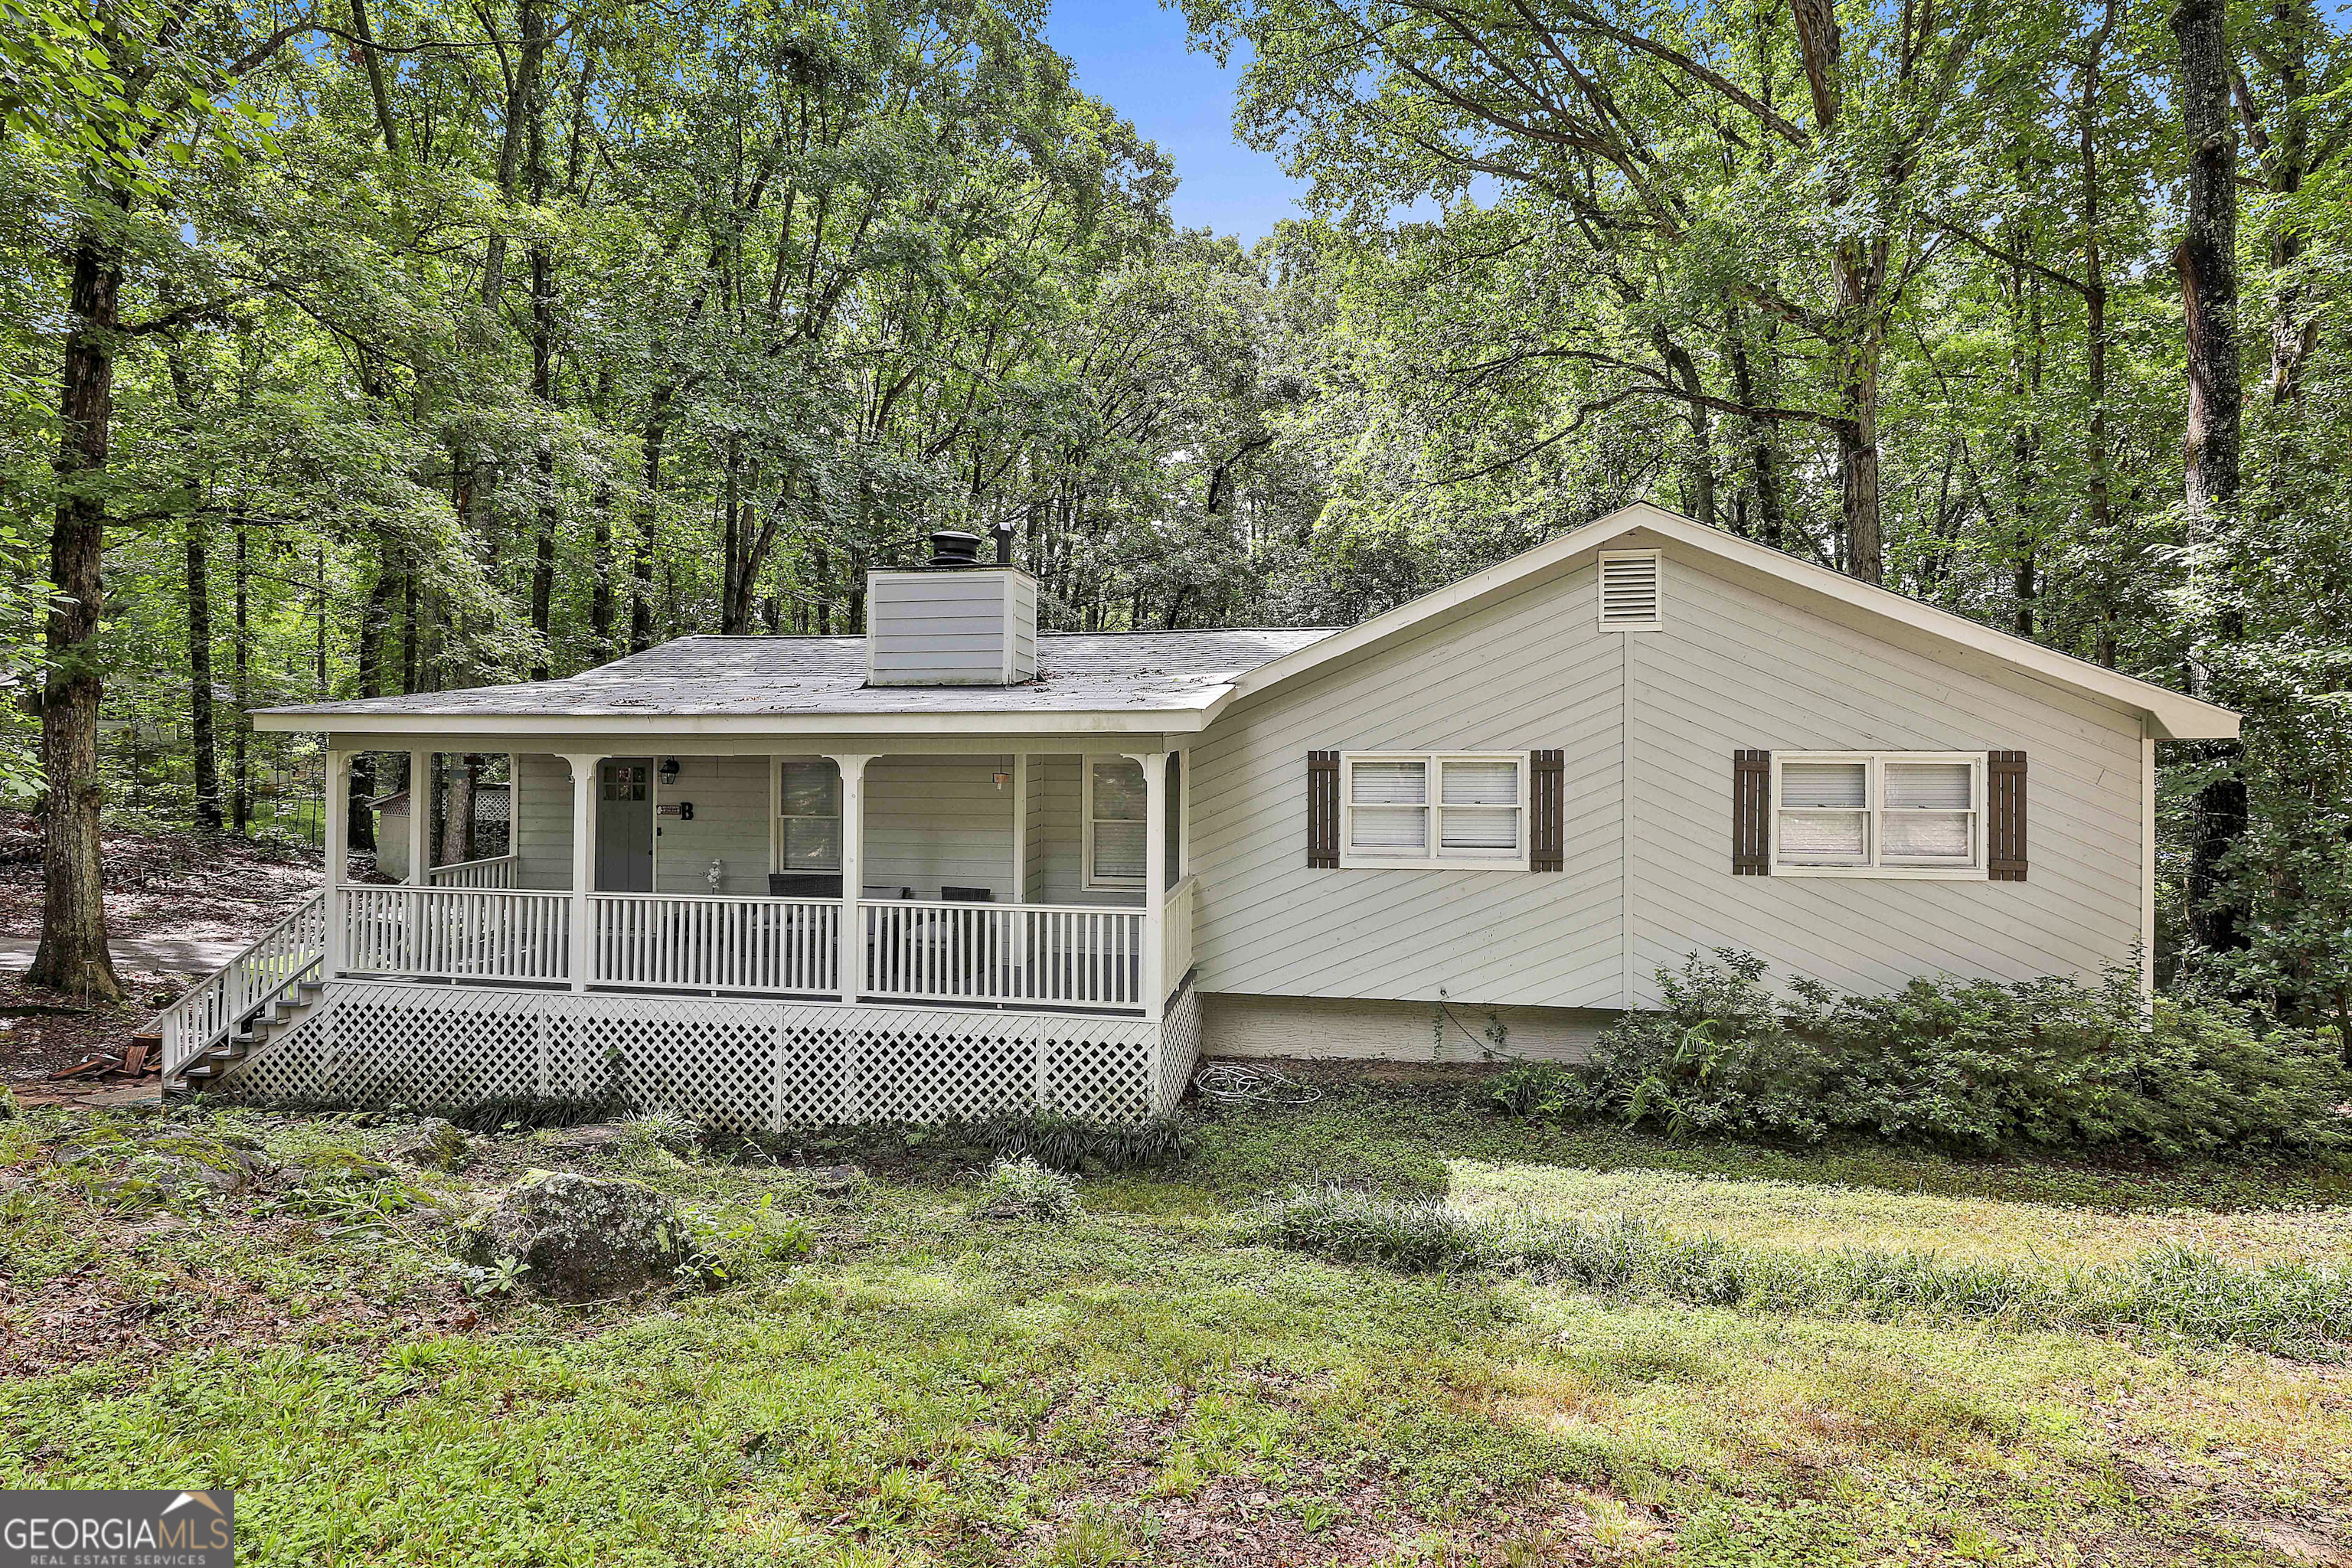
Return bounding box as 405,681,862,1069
152,891,326,1076
590,893,839,994
1161,875,1197,1001
426,853,519,889
861,899,1145,1010
342,885,573,982
319,887,1151,1011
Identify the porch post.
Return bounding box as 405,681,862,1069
1174,747,1191,880
323,747,349,980
407,749,433,884
1126,749,1167,1021
827,753,874,1003
561,753,602,991
1009,751,1027,901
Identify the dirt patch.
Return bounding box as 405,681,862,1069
994,1386,1663,1566
0,810,322,945
0,1216,482,1377
0,812,327,1083
0,970,183,1085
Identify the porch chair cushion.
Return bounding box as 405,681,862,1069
940,885,994,903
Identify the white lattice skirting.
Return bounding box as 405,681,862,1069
1158,970,1202,1116
222,982,1184,1127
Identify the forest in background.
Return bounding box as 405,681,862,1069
2,0,2348,1024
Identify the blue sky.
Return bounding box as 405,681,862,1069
1045,0,1310,242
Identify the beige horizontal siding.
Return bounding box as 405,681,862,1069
1622,555,2144,1001
861,754,1018,900
513,752,574,890
1191,561,1627,1010
1188,542,2152,1022
653,755,770,895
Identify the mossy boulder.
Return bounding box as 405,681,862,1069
466,1171,689,1301
386,1117,474,1172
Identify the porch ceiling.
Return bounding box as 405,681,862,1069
253,629,1336,739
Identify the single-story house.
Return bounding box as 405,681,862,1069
152,503,2238,1125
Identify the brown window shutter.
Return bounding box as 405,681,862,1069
1307,750,1339,867
1732,750,1771,874
1988,750,2027,881
1530,750,1564,871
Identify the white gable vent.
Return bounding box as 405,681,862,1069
1597,550,1663,631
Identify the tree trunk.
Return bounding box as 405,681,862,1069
2171,0,2242,527
185,514,220,831
230,518,251,835
2256,0,2314,412
351,558,397,851
2079,0,2117,664
169,356,224,835
348,0,400,153
1723,315,1788,548
632,387,671,654
1835,402,1883,583
2171,0,2248,958
28,229,126,1001
527,34,557,680
401,570,420,694
2008,237,2043,640
440,754,477,867
481,0,545,308
589,371,615,664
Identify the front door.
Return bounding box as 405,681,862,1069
596,758,655,892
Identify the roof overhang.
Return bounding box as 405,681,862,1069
250,706,1220,740
1210,503,2241,741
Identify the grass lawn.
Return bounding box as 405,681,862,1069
3,1088,2350,1566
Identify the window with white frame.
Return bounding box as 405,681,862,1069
1772,752,1982,876
1341,753,1527,867
776,759,841,871
1085,758,1147,888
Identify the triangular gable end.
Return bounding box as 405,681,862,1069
1216,503,2239,742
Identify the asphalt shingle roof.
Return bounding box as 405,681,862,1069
258,630,1338,721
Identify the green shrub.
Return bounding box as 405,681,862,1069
1511,950,2350,1155
1476,1062,1601,1122
1244,1186,2352,1358
620,1110,701,1158
1240,1183,1491,1272
978,1109,1194,1172
975,1156,1079,1222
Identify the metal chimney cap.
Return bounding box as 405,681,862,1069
927,530,983,567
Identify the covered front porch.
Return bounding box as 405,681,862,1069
324,743,1197,1019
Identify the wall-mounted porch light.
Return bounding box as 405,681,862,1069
659,757,681,786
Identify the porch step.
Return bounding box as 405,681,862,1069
175,984,325,1086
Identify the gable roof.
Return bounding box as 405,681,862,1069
254,629,1338,737
1212,504,2239,741
256,503,2236,743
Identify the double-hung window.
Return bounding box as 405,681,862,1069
1341,753,1527,869
1085,758,1147,889
1771,753,1982,877
776,760,841,871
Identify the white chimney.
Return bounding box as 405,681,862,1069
865,529,1038,687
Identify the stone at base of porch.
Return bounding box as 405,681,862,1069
220,979,1201,1128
